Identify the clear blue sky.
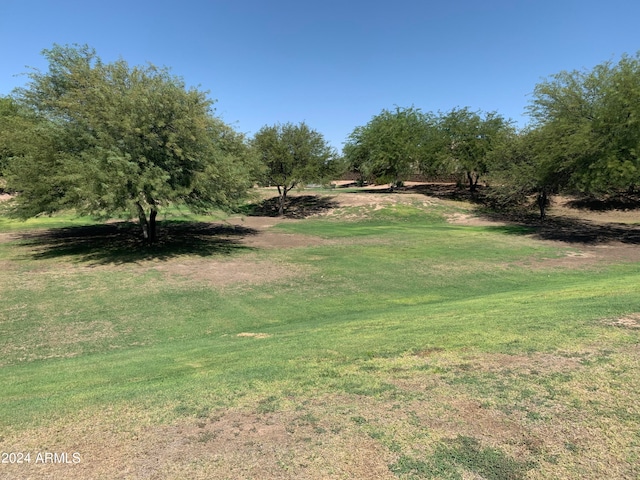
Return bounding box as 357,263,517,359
1,0,639,150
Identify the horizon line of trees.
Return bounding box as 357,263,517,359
344,51,640,218
2,44,640,241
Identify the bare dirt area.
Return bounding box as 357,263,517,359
606,312,640,329
0,404,395,480
515,241,640,270
445,212,509,227
152,256,313,288
0,232,20,244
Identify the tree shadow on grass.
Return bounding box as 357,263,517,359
402,183,640,245
20,220,259,265
347,182,484,202
565,194,640,211
241,195,340,219
478,211,640,245
407,183,484,202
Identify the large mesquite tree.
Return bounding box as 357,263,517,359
5,44,255,243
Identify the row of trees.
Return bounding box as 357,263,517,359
0,45,340,242
344,52,640,218
344,106,512,192
2,44,640,241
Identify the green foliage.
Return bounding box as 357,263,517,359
0,95,46,192
343,106,512,192
436,107,514,192
252,122,337,214
527,52,640,195
486,53,640,217
484,128,553,216
343,106,438,187
5,44,256,241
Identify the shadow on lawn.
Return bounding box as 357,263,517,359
495,214,640,245
242,195,339,219
341,183,640,245
20,220,258,264
348,183,481,201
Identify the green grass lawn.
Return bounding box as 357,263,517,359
0,197,638,479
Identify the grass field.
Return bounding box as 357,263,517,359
1,188,639,479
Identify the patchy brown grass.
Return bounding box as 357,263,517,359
236,332,272,339
445,212,509,227
0,320,118,365
513,241,640,270
0,402,395,480
151,255,312,288
1,345,638,479
605,313,640,329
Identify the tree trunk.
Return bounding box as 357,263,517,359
467,172,479,192
136,202,150,242
136,202,158,243
149,207,158,243
537,188,548,220
277,184,292,216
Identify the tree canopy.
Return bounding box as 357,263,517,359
486,52,640,218
435,108,513,191
343,106,437,188
5,44,256,242
252,122,338,215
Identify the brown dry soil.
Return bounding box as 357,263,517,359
1,187,640,479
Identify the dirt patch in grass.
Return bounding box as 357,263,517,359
518,241,640,270
445,212,509,227
606,313,640,329
241,230,330,249
151,256,312,288
0,406,395,480
237,332,272,339
0,232,20,244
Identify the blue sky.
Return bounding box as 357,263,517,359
1,0,639,150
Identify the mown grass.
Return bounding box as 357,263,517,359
0,197,639,478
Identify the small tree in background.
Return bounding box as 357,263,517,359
343,106,437,189
252,122,337,215
436,107,514,192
